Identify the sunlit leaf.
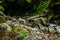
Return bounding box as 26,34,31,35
26,0,32,3
0,1,2,3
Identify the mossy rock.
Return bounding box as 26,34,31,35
0,16,6,23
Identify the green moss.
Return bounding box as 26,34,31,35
12,26,29,38
13,26,20,31
20,29,29,38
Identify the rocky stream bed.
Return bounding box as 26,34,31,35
0,12,60,40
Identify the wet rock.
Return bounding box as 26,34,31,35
38,23,44,29
49,23,60,33
2,23,12,32
38,36,42,40
49,23,57,27
44,34,49,40
18,18,26,24
49,27,55,34
11,18,17,21
23,35,32,40
57,34,60,37
6,20,12,25
40,27,48,33
12,21,20,27
0,23,12,37
55,26,60,33
56,29,60,33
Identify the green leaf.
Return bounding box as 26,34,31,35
26,0,32,3
0,5,4,11
0,1,2,3
36,0,51,14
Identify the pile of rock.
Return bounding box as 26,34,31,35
0,15,60,40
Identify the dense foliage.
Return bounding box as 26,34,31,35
0,0,51,17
